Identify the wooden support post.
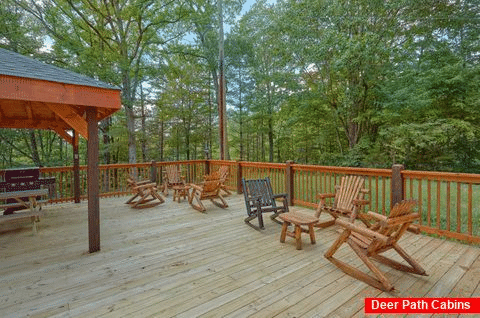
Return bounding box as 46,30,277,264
73,130,80,204
86,108,100,253
391,164,405,209
237,161,243,194
151,161,157,183
286,160,294,206
205,160,210,176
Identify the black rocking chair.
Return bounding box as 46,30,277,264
242,177,289,230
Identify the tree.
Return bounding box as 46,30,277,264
0,0,44,55
16,0,187,163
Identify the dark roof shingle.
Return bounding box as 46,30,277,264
0,48,119,90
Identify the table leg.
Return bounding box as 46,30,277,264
295,225,302,250
309,224,316,244
280,221,289,243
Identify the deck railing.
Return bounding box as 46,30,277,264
2,160,479,244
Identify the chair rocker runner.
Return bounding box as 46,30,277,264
242,177,289,230
125,177,165,209
189,174,228,212
315,175,370,228
324,200,427,291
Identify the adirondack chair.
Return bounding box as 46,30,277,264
324,200,427,291
189,176,228,213
218,165,231,196
315,175,370,228
162,165,185,196
242,177,289,230
125,177,165,208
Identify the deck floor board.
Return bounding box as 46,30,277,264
0,194,479,318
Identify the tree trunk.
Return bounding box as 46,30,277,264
268,118,274,162
140,86,147,162
126,106,137,163
158,119,164,162
29,130,42,167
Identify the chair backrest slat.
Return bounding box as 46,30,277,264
165,165,183,184
379,200,417,241
334,175,365,212
242,177,275,207
218,166,229,182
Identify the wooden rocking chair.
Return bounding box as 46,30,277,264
162,165,185,196
218,165,232,196
324,200,427,291
189,175,228,213
315,175,370,228
125,177,165,209
242,177,289,230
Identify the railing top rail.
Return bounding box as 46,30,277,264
402,170,480,183
208,160,237,166
156,160,206,165
8,161,480,185
239,161,287,169
292,164,392,177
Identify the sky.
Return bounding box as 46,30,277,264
241,0,257,15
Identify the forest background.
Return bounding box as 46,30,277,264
0,0,479,173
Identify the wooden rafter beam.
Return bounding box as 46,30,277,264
51,126,74,145
46,104,88,140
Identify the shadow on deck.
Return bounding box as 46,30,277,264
1,194,479,317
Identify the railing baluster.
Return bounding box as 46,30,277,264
446,181,451,232
418,179,423,225
427,180,432,227
436,180,441,229
457,183,461,233
468,183,473,235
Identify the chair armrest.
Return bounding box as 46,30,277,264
189,183,203,192
384,213,420,227
353,199,370,207
273,193,289,210
335,218,389,244
407,224,420,234
366,211,387,222
316,193,335,200
133,183,157,190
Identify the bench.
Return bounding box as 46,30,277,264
0,189,49,211
0,168,54,215
0,188,48,234
0,210,44,234
0,168,53,234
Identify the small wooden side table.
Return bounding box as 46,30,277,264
172,184,189,203
279,212,319,250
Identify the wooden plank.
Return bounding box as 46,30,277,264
0,189,48,200
0,195,479,318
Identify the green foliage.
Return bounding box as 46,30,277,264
0,0,44,54
378,120,480,172
0,0,479,173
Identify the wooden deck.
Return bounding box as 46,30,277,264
1,194,480,318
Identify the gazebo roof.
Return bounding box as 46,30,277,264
0,48,121,142
0,48,118,90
